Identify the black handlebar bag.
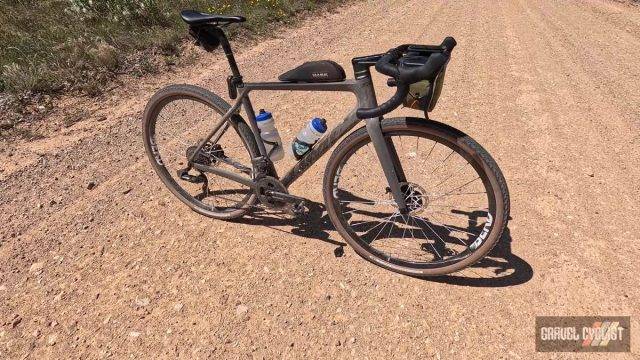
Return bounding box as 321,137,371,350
402,56,449,112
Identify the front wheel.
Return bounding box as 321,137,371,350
323,118,510,277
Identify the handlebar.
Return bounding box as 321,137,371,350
356,37,456,119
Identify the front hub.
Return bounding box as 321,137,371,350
400,182,429,215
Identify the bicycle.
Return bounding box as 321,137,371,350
142,10,510,277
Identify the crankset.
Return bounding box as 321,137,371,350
255,176,306,213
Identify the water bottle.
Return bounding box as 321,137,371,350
288,118,328,160
255,109,284,161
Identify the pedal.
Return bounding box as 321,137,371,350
177,168,206,184
290,201,308,216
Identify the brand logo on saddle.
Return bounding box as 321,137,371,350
312,72,329,78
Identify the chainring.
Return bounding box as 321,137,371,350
255,176,288,209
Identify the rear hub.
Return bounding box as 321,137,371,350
186,142,225,166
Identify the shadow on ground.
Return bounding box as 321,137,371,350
232,201,532,288
427,226,534,287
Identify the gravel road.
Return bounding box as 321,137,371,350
1,0,639,358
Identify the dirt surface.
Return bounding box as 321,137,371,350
1,0,640,358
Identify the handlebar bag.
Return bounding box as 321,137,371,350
279,60,346,83
401,55,448,112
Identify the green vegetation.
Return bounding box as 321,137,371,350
0,0,343,95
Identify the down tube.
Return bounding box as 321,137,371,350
281,109,360,187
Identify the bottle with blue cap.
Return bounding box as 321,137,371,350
288,118,328,160
255,109,284,161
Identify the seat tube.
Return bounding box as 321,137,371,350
357,77,409,214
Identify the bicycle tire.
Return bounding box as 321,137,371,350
323,117,510,276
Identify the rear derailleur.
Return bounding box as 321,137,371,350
176,142,224,194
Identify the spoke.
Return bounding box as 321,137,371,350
371,212,399,243
339,199,396,205
432,161,471,188
429,191,486,198
418,216,472,246
410,215,442,259
359,211,398,236
430,149,455,176
427,203,487,209
430,177,481,202
400,214,408,241
425,140,437,162
158,109,213,145
412,215,448,246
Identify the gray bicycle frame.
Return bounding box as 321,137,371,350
190,77,410,212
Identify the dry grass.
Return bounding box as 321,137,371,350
0,0,349,139
0,0,342,95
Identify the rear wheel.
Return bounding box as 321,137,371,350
142,84,259,219
323,118,509,276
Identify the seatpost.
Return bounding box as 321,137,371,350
214,28,242,78
213,27,243,99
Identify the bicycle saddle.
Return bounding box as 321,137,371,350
180,10,246,26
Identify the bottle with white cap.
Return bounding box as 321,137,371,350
287,118,328,160
255,109,284,162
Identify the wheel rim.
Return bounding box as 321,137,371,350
330,129,497,269
147,95,255,214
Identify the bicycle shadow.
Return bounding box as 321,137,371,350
425,225,534,287
232,201,532,287
232,200,346,247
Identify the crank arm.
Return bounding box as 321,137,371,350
266,190,307,205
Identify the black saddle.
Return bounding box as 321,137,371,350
180,10,246,26
279,61,346,83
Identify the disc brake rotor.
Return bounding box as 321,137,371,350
400,182,429,215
